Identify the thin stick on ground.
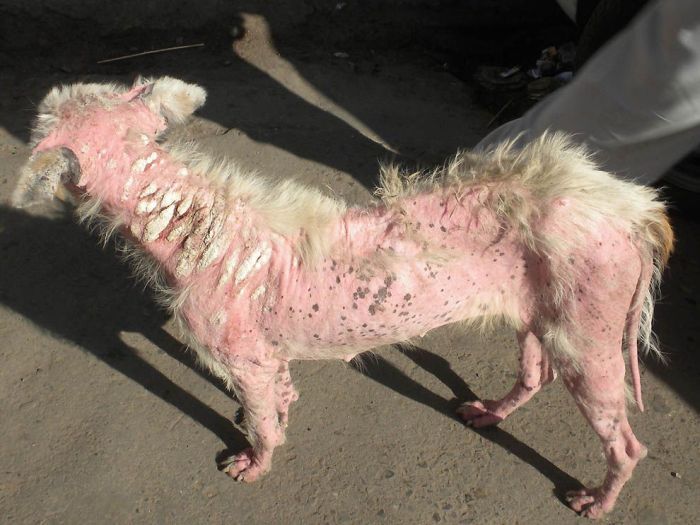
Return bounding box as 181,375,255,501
97,43,205,64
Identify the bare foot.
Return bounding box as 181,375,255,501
566,487,610,519
220,448,268,482
456,400,506,428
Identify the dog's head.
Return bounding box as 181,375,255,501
12,77,207,207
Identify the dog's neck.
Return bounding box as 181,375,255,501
56,122,264,288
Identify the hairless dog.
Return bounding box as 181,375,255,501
13,77,673,518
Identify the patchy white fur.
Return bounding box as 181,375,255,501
133,76,207,124
164,140,347,268
377,133,673,366
29,82,128,146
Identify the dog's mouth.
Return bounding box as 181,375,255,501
12,146,81,208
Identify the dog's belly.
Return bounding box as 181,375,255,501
264,240,533,360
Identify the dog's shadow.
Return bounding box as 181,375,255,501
352,346,583,504
0,205,247,453
1,205,581,500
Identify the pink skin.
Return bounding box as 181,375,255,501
34,84,648,515
457,330,557,427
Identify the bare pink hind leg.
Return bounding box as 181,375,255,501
221,355,289,482
457,329,556,427
274,360,299,431
560,345,647,519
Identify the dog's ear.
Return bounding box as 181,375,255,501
11,147,80,208
134,76,207,124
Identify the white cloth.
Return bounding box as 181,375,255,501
477,0,700,185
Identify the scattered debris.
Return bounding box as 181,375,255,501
671,471,681,479
474,42,577,126
334,51,350,59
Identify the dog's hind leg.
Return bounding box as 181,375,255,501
274,360,299,430
221,355,289,482
457,329,555,427
560,344,647,519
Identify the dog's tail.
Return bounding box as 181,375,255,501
626,206,674,410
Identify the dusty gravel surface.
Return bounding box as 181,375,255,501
1,12,698,525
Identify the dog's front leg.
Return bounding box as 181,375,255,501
221,356,290,482
457,329,554,427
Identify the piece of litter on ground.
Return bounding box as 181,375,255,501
671,471,681,478
334,52,350,59
499,66,520,79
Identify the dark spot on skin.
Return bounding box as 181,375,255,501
341,315,347,321
368,305,376,315
348,266,354,274
313,334,320,339
440,226,447,232
308,313,312,318
312,304,319,312
352,303,358,309
429,223,434,228
271,341,279,346
336,276,341,284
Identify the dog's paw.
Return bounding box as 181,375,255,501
456,400,505,428
220,448,266,482
566,487,610,519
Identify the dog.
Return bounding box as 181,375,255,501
12,77,673,519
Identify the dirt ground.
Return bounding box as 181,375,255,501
0,10,698,525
